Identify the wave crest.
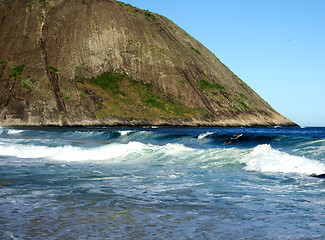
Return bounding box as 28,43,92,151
241,144,325,175
0,141,195,163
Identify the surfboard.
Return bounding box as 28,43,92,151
198,132,213,140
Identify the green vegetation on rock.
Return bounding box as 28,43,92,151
76,72,206,119
60,89,71,100
22,79,40,89
238,93,248,100
27,2,34,9
199,79,225,92
191,47,201,55
116,1,134,8
10,65,24,79
144,10,154,18
233,98,249,111
48,67,58,74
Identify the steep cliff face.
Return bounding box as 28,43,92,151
0,0,295,127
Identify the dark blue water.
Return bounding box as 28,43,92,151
0,126,324,239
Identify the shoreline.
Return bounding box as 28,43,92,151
0,122,299,129
0,114,298,129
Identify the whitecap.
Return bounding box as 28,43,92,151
197,132,213,140
118,130,134,136
0,127,24,135
0,141,190,163
8,129,24,134
241,144,325,175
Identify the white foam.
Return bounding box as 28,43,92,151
119,130,134,136
1,141,155,161
198,132,213,140
0,143,61,159
8,129,24,134
241,144,325,175
0,127,24,135
0,141,194,163
160,143,193,155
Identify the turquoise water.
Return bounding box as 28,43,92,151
1,126,324,239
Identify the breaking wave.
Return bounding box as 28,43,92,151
241,144,325,175
0,141,195,163
1,126,324,177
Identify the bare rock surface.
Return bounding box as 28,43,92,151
0,0,296,127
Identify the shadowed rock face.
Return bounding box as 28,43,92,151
0,0,296,127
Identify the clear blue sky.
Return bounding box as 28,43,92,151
122,0,325,127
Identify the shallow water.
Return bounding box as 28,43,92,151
0,126,324,239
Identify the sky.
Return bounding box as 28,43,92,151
122,0,325,127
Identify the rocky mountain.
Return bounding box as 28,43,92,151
0,0,296,127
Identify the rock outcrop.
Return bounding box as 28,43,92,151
0,0,296,127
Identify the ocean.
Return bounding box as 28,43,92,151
0,126,324,239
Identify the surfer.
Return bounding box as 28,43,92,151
198,133,204,140
224,134,242,145
231,134,242,140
